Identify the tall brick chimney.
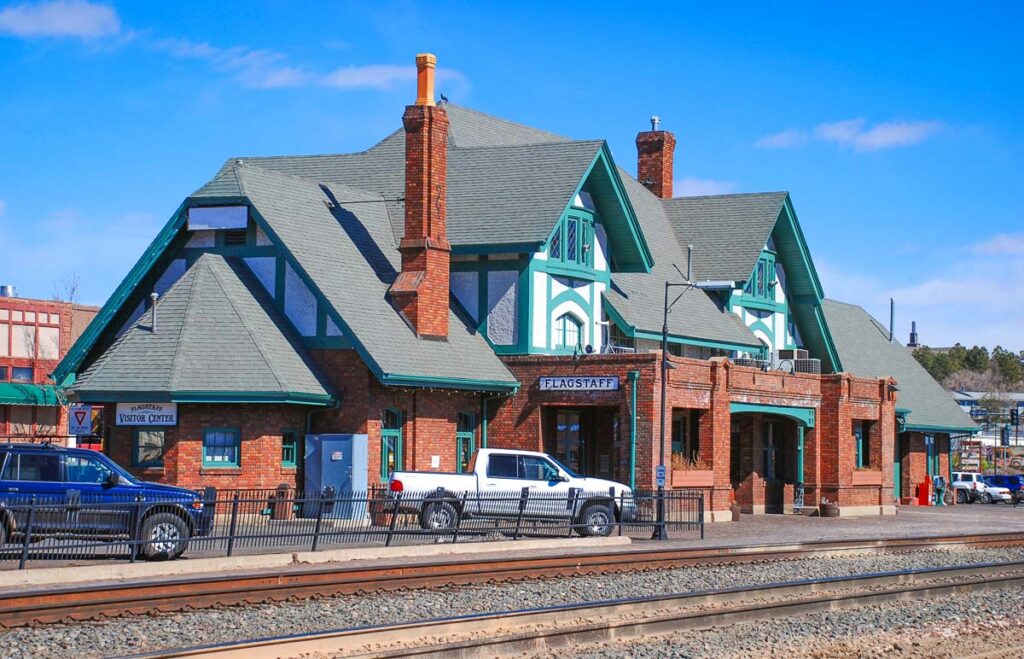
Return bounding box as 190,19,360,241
389,53,451,339
636,116,676,199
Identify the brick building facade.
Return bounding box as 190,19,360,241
54,53,971,517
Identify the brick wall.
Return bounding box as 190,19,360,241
635,130,676,199
108,403,307,490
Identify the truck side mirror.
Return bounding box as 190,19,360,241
105,471,120,488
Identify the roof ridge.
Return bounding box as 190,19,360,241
454,139,605,153
664,191,789,202
204,256,289,393
443,103,570,142
233,161,326,191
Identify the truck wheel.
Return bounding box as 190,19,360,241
980,492,993,504
956,489,967,504
420,501,458,531
578,504,614,537
139,513,190,561
0,521,7,547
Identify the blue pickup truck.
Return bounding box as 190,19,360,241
0,443,213,560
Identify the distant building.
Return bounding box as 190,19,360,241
0,287,98,443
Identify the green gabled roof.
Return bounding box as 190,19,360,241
663,192,789,283
822,299,977,434
70,253,334,405
234,164,519,391
0,383,61,406
604,172,763,350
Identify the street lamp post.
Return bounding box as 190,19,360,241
652,248,733,540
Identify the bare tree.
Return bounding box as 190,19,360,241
51,272,80,304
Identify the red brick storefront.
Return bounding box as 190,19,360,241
493,353,897,521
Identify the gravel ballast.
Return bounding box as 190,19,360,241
5,546,1024,658
547,585,1024,658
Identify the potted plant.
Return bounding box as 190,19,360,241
820,497,840,518
671,451,715,488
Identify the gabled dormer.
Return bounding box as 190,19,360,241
449,141,652,356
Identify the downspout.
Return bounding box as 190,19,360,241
305,397,342,435
628,370,640,490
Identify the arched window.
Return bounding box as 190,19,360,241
456,412,476,473
555,313,583,351
380,408,403,481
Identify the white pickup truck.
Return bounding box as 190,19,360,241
387,448,636,536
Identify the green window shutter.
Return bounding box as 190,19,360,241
281,429,299,467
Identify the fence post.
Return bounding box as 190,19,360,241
129,494,144,563
311,488,327,552
452,491,469,544
225,492,241,557
513,487,529,540
699,492,705,540
18,496,37,570
384,492,403,547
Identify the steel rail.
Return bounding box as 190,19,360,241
135,560,1024,658
2,531,1024,628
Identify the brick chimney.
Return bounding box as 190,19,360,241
389,53,451,339
636,116,676,199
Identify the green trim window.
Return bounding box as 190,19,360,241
456,412,476,473
281,429,299,467
548,211,595,270
132,428,165,468
203,428,240,468
555,313,583,352
381,408,403,481
744,251,777,301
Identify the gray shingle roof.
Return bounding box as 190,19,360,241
822,299,977,433
71,254,333,403
606,173,762,348
662,192,788,283
233,163,518,389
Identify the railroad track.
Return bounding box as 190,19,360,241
132,559,1024,658
2,532,1024,629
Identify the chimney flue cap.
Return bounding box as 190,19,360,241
650,115,661,131
415,53,437,107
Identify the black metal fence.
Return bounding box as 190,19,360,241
0,487,703,569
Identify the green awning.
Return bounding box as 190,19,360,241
0,383,61,406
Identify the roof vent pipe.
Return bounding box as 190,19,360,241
650,115,660,131
909,321,919,348
889,297,895,342
686,244,694,282
150,292,159,334
0,285,15,297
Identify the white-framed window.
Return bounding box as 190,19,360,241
555,314,583,351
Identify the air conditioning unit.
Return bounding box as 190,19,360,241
793,358,822,375
778,349,809,360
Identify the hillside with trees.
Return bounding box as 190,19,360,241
913,344,1024,392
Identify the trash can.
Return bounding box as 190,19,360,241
270,484,294,521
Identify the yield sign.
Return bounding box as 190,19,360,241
69,405,92,435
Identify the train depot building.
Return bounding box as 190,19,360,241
54,54,974,521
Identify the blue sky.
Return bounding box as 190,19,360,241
1,1,1021,350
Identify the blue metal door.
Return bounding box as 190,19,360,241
302,434,369,519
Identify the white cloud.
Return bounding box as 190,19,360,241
817,232,1024,351
970,232,1024,256
153,37,467,92
675,177,738,197
0,0,119,39
756,118,944,152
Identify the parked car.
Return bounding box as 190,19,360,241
952,471,1013,504
387,448,636,536
0,443,213,560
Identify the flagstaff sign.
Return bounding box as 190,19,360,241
115,402,178,426
538,376,620,392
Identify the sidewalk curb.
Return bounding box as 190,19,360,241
0,536,631,589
